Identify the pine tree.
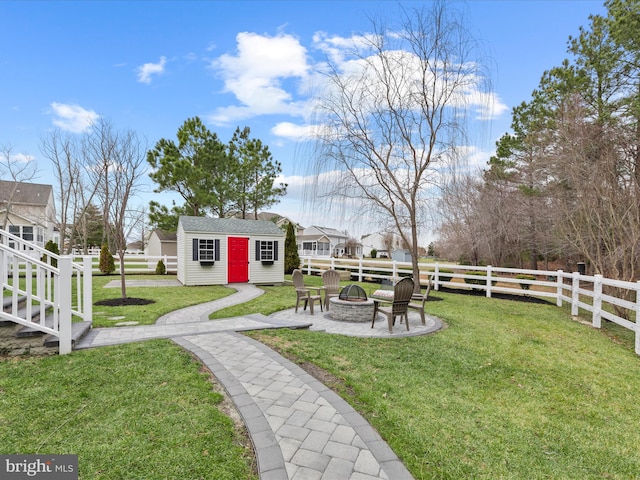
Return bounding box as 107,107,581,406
41,240,60,268
284,222,300,274
99,243,115,274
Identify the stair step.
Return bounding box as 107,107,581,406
2,295,28,308
15,310,53,337
0,296,28,326
43,321,93,347
3,306,44,330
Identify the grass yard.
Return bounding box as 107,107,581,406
248,288,640,479
3,272,640,478
91,275,234,327
0,339,256,479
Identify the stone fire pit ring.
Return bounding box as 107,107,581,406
329,297,375,322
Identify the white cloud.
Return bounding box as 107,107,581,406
49,102,99,133
137,56,167,84
208,32,310,125
10,153,35,163
271,122,320,141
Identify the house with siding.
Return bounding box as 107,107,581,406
0,180,57,249
177,216,284,286
146,229,177,258
361,232,403,258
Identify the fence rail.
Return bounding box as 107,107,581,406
300,257,640,355
76,254,178,274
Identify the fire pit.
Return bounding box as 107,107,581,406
339,284,368,302
330,285,374,322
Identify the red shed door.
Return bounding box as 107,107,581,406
228,237,249,283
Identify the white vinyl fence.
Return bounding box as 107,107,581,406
300,257,640,355
73,253,178,275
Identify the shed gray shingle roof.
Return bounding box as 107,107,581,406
179,216,284,236
153,229,177,242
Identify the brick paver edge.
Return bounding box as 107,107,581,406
172,335,289,480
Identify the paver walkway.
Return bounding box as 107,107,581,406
77,282,442,479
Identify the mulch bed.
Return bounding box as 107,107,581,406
436,286,553,305
94,298,156,307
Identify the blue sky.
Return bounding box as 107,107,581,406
0,0,606,241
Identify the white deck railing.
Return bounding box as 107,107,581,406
300,257,640,355
0,232,92,354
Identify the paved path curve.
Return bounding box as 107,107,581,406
77,282,443,479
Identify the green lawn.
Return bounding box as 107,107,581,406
0,340,256,479
91,275,234,327
2,273,640,478
247,290,640,479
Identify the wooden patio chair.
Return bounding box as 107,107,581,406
292,269,323,315
371,277,415,332
408,274,433,325
321,269,341,310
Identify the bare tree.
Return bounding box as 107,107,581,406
0,144,39,229
310,2,491,290
382,232,395,257
103,127,147,300
83,119,117,250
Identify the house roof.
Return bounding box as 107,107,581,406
0,181,52,206
152,229,177,242
228,211,303,229
179,216,284,236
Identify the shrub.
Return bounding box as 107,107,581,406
41,240,59,268
437,268,454,283
515,274,536,290
463,271,497,288
371,248,377,259
99,243,116,274
155,259,166,275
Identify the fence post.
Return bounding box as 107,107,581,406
635,281,640,356
571,271,579,316
486,265,492,298
83,256,93,325
434,264,440,291
358,258,363,282
392,261,398,280
58,257,72,355
556,270,563,307
592,274,602,328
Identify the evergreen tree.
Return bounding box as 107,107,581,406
284,221,300,274
228,126,287,219
41,240,59,268
99,243,115,274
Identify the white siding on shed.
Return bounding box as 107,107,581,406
177,216,285,286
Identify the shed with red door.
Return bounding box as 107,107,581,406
177,216,285,286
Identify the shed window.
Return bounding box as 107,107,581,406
255,240,278,261
199,239,215,261
192,238,220,262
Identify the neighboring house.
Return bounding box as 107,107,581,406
177,216,284,286
229,211,304,234
391,249,413,263
361,232,403,258
0,180,57,249
297,225,362,258
146,229,177,258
